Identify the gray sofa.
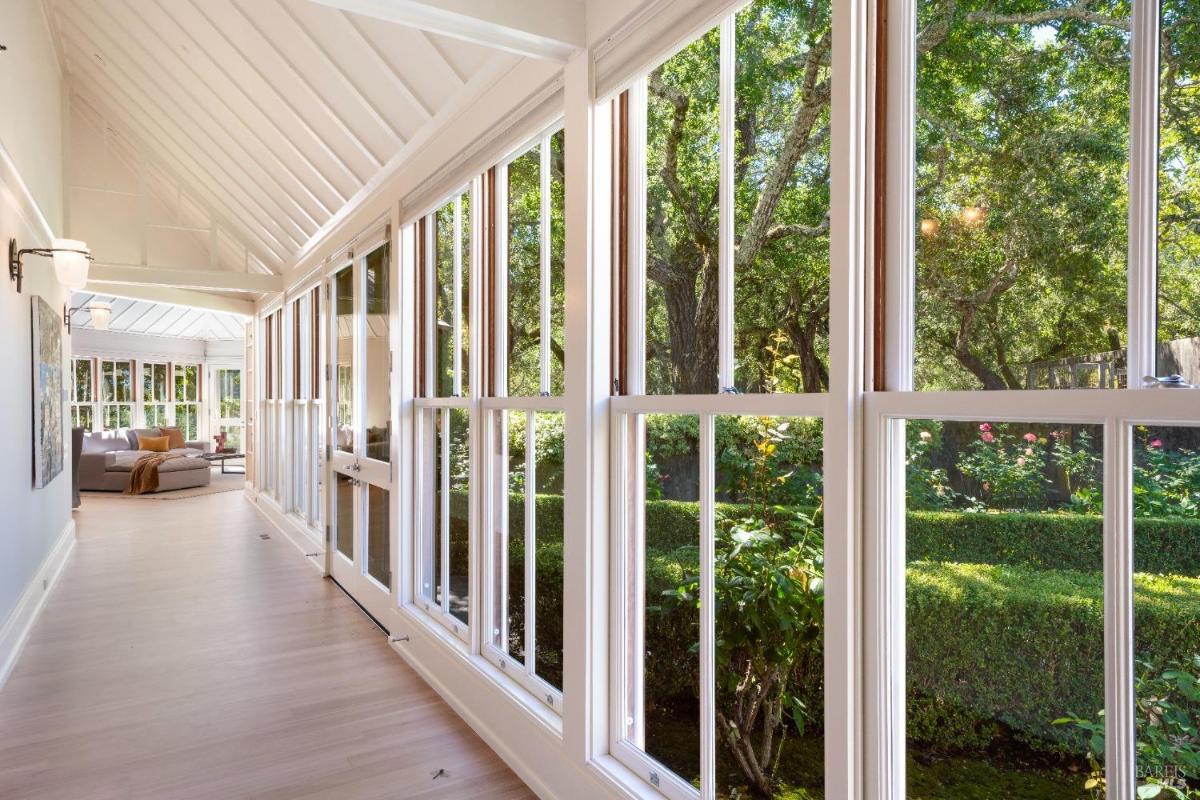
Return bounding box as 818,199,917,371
79,428,212,493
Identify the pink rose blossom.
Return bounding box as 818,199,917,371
919,431,932,441
1024,432,1037,443
981,431,995,443
1150,439,1163,448
979,423,992,432
1017,457,1026,466
1025,447,1034,456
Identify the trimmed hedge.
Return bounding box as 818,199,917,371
447,491,1200,754
908,511,1200,576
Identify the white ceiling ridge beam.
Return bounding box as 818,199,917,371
213,0,392,170
67,69,294,265
334,10,436,120
304,0,584,62
150,0,368,190
59,26,305,257
66,0,329,231
88,263,284,294
80,282,255,318
267,0,408,143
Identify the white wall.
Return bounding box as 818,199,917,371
0,0,73,675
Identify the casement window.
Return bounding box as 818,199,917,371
71,357,95,431
869,1,1200,798
143,362,170,427
99,359,134,430
608,2,831,795
480,127,568,707
173,363,201,441
415,185,475,640
262,308,284,500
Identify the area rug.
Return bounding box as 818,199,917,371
81,469,245,500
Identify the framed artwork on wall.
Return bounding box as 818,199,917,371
32,295,63,489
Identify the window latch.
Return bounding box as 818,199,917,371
720,385,742,394
1142,374,1197,389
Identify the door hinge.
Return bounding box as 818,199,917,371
326,363,332,381
325,444,331,461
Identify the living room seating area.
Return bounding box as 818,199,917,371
78,427,212,493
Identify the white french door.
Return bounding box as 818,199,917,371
326,238,395,623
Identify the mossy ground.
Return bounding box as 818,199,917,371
645,710,1087,800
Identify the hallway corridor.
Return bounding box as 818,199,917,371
0,493,533,800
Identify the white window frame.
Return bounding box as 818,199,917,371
603,4,860,795
480,125,569,714
869,2,1194,799
98,358,135,431
414,182,478,645
142,361,171,429
70,356,96,431
173,362,202,442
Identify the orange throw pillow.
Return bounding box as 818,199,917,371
138,434,170,453
158,426,186,449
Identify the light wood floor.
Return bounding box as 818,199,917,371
0,491,534,800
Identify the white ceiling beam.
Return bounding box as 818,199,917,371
80,282,255,318
88,263,283,294
302,0,584,62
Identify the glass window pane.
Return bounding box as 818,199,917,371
335,265,354,453
733,2,831,394
435,201,456,398
494,409,527,662
461,194,471,398
1131,426,1200,797
509,146,542,397
713,414,824,796
448,407,470,626
367,485,390,589
336,472,354,559
914,4,1130,391
632,413,700,782
905,419,1104,797
1157,3,1200,385
419,407,442,607
534,410,565,691
364,244,391,463
550,131,566,396
646,31,720,395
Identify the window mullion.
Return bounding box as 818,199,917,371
540,137,553,396
885,0,916,392
454,194,464,398
698,413,716,799
440,407,451,616
1128,0,1160,388
524,410,536,676
629,79,648,397
718,16,736,392
1103,418,1136,800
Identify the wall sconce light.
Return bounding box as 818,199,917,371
63,300,111,334
9,238,93,294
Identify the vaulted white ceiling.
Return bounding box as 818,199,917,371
46,0,507,273
70,291,247,340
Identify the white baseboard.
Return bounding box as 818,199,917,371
247,491,326,575
0,519,76,690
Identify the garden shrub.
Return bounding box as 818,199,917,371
906,562,1200,753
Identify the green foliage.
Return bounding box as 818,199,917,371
1057,655,1200,799
1135,430,1200,520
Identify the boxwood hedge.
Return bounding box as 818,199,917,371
450,493,1200,754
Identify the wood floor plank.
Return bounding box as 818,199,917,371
0,492,535,800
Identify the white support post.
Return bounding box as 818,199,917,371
718,16,736,391
562,50,611,763
829,0,871,798
1128,0,1160,387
